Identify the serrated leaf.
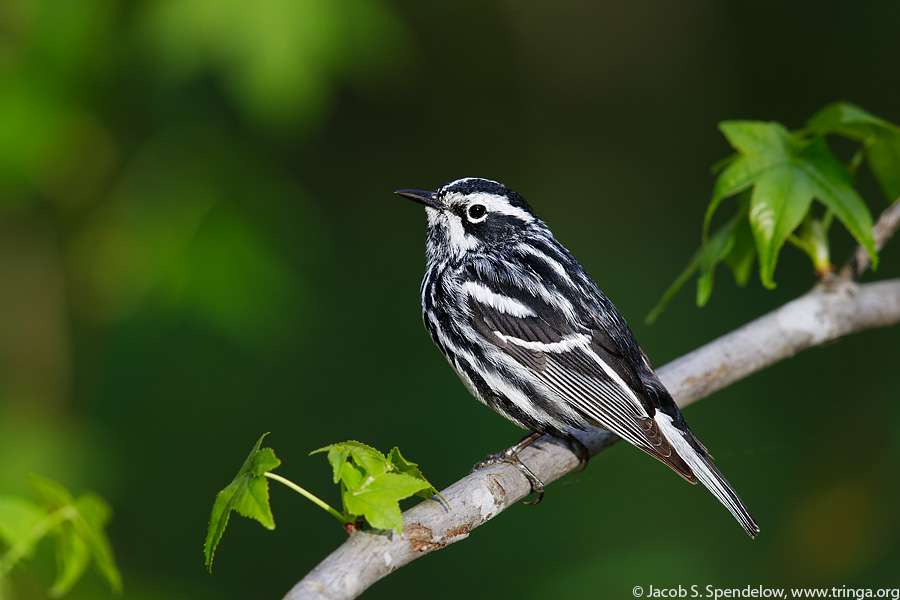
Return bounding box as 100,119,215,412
323,446,352,484
312,441,390,484
808,101,900,202
204,434,281,571
342,472,431,532
232,449,279,524
311,442,441,531
387,447,441,500
798,137,877,269
347,444,390,477
704,122,795,242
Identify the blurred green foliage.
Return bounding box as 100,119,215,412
0,475,120,597
1,1,899,599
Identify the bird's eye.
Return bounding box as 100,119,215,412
467,204,487,220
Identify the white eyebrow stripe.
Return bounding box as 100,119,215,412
445,191,536,224
475,193,535,223
462,280,536,317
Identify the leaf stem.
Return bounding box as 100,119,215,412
264,473,348,524
786,234,810,253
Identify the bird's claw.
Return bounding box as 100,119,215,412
471,433,546,504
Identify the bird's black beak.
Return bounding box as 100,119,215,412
395,189,442,210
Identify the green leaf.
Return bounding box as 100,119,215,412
711,122,870,288
337,461,367,492
710,152,738,175
18,476,122,595
808,101,900,201
387,447,441,500
204,434,281,571
807,102,893,140
748,161,815,288
704,122,795,242
723,216,756,286
342,472,431,532
867,132,900,202
797,137,877,269
50,519,90,597
50,493,119,597
696,219,737,306
345,443,390,477
721,120,795,156
311,441,390,484
0,497,47,550
0,497,49,572
321,445,352,484
711,122,815,288
311,442,442,531
73,493,120,594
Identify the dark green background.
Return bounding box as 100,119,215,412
1,1,898,598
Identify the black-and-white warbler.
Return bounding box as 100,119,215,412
396,177,759,538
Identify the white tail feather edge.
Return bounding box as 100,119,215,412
655,412,760,538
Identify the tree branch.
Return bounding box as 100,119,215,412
840,197,900,280
285,277,900,600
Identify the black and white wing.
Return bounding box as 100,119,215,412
460,274,699,483
461,262,759,537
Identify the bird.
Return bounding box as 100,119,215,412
396,177,759,538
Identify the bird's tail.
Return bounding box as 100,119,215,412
654,411,760,538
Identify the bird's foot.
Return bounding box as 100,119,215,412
471,432,545,505
565,435,591,474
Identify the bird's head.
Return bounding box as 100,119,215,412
396,177,540,260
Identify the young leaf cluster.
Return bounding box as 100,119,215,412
0,475,121,597
311,441,441,533
648,102,900,323
204,436,440,572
